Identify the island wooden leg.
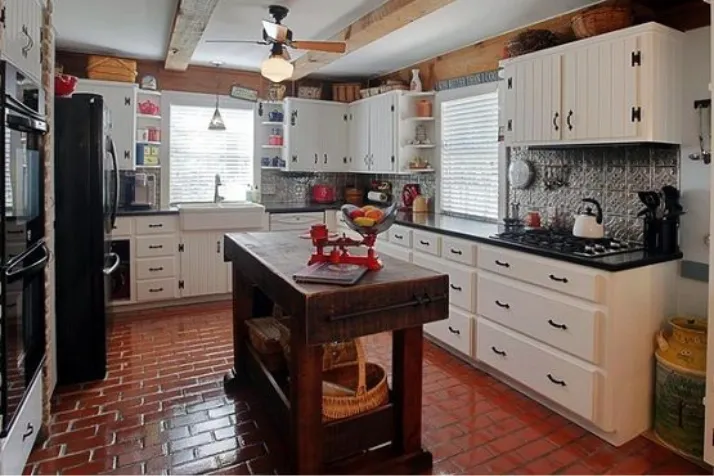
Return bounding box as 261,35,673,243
290,319,324,474
223,266,252,392
392,327,428,456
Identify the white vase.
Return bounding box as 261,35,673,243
410,69,423,92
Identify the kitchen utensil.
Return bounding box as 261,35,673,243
401,183,421,208
367,191,390,204
312,184,336,204
509,158,535,189
689,101,711,164
413,195,429,214
573,198,604,239
510,202,521,220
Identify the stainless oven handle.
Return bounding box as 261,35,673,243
5,94,46,123
5,239,49,281
103,252,120,276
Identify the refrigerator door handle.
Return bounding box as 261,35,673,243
5,239,49,281
102,252,120,276
108,138,119,230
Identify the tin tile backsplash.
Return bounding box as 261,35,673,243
509,145,680,241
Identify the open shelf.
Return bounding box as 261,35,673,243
403,91,436,97
403,168,436,174
138,141,161,146
137,89,162,96
261,166,285,170
262,100,284,105
137,114,162,120
403,144,436,149
137,165,161,169
261,145,284,149
403,117,435,122
261,122,284,126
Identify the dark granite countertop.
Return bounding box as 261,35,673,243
393,212,683,272
263,202,344,214
117,208,179,217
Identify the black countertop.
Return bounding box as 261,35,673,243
117,208,179,217
263,202,343,214
393,212,683,272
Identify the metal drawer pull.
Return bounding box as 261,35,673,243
419,240,430,246
549,274,569,283
491,346,507,357
495,260,510,268
450,249,462,255
394,234,404,240
149,287,164,293
450,284,462,292
547,374,567,386
148,245,163,249
22,422,34,441
149,267,164,272
448,326,460,335
495,300,510,309
548,319,568,330
148,224,163,228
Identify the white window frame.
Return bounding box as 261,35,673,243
435,82,507,221
159,91,257,206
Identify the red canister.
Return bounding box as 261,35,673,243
312,184,336,204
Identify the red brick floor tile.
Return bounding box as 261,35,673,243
28,305,710,476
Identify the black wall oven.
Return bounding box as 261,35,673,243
0,61,49,436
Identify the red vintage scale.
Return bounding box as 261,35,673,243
307,203,398,271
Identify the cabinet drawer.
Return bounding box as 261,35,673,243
478,245,606,303
270,212,324,231
443,236,477,267
135,216,178,235
413,252,476,313
112,217,133,236
136,236,177,258
477,318,598,422
478,274,602,364
425,306,473,357
137,278,177,301
376,241,412,262
388,225,412,248
413,230,441,256
0,371,42,476
136,257,177,280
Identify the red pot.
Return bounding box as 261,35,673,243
312,184,336,204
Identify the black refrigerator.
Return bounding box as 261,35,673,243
54,94,119,385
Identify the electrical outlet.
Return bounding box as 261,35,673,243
262,183,276,195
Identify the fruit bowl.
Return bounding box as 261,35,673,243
341,203,398,237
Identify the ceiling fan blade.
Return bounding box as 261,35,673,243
205,40,268,45
262,20,291,43
290,41,346,54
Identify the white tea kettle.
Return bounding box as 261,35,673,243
573,198,604,239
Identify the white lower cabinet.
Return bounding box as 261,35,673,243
412,252,476,313
477,318,599,423
179,232,229,297
425,306,474,357
137,278,177,301
0,371,42,475
375,241,412,262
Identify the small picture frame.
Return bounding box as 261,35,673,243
230,85,259,102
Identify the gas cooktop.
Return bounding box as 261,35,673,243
490,229,642,258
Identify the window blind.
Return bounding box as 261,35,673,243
169,105,254,204
440,92,499,221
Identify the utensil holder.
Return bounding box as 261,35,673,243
643,218,660,252
660,218,679,254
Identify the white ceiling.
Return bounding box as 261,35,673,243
54,0,600,77
318,0,600,77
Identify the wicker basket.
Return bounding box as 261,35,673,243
506,30,561,58
276,319,358,371
87,56,137,83
333,83,361,103
571,5,631,39
322,338,389,421
246,317,286,372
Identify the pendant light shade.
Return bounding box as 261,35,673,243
261,54,294,83
208,95,226,131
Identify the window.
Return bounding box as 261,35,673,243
169,104,253,204
440,91,500,221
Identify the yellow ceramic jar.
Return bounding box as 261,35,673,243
655,317,707,375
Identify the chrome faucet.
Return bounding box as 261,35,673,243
213,174,224,203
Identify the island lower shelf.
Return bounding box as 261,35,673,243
244,343,395,464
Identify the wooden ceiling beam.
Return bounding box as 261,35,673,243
291,0,458,80
164,0,221,71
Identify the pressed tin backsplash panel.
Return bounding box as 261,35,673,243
508,145,680,242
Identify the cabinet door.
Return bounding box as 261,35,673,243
502,64,517,145
535,55,562,142
319,104,348,172
75,80,137,170
3,0,24,74
24,0,42,82
348,102,370,172
369,94,397,173
179,232,228,297
284,99,319,172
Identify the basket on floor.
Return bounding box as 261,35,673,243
87,56,137,82
322,338,389,421
276,320,358,371
571,5,631,39
246,317,287,372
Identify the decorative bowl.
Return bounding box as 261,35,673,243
55,74,78,97
341,203,398,237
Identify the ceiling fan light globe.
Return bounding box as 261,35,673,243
261,55,293,83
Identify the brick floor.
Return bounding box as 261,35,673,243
24,303,707,475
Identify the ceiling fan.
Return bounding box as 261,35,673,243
205,5,347,83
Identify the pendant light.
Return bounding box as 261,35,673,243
208,61,226,131
261,44,293,83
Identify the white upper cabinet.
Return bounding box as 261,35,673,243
76,79,138,170
348,101,371,172
502,23,683,146
2,0,42,83
319,102,349,172
346,92,399,173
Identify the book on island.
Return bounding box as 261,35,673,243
293,262,368,286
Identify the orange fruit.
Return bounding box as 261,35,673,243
364,209,384,222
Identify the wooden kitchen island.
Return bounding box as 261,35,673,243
223,231,449,474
